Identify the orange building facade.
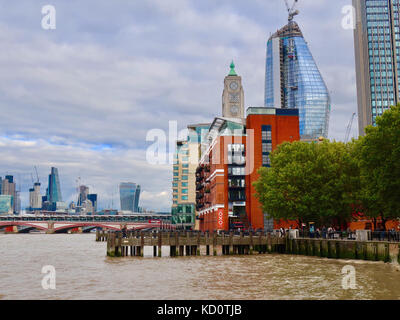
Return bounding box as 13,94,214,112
245,108,300,231
196,108,300,233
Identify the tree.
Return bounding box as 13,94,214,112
355,105,400,230
253,140,360,228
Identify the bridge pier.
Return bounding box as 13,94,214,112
153,246,157,257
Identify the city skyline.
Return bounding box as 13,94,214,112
0,0,357,212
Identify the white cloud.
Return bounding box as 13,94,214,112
0,0,359,209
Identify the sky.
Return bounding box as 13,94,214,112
0,0,357,212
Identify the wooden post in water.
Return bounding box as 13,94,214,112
229,231,233,255
213,232,217,256
158,231,162,257
140,231,144,257
249,231,254,254
197,232,201,256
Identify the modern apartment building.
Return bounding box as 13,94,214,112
171,123,210,229
265,21,330,140
196,108,300,233
353,0,400,135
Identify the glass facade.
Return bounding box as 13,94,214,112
265,21,330,140
171,204,195,225
354,0,400,134
119,182,140,212
366,0,398,125
47,167,62,204
0,195,13,214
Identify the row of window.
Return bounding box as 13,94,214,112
173,176,188,181
172,195,188,202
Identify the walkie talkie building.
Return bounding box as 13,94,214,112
265,21,331,140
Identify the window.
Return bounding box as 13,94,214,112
181,195,188,200
182,189,188,194
182,164,189,168
182,169,189,174
262,143,272,153
182,182,188,187
182,175,188,180
173,183,178,187
262,155,271,167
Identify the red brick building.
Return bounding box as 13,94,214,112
196,108,300,232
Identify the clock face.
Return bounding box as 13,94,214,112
229,93,240,103
230,105,239,115
229,81,239,90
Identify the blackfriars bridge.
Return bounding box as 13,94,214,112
0,214,173,233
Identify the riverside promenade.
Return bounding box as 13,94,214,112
98,230,400,263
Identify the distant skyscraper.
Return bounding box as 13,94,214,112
353,0,400,135
77,185,89,206
134,185,140,213
119,183,140,212
29,183,42,210
46,167,62,207
265,21,330,140
1,175,17,214
0,195,13,215
88,194,98,213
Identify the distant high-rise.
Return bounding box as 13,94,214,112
265,21,330,140
29,183,42,210
119,183,140,212
77,185,89,206
46,167,62,207
134,185,140,213
353,0,400,135
0,195,13,215
88,194,98,213
1,175,17,214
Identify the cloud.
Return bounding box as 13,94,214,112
0,0,358,210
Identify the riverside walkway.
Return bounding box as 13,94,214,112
99,230,400,263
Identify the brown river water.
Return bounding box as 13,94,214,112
0,233,400,300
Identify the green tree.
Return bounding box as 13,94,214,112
253,140,360,228
355,105,400,230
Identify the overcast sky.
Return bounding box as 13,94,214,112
0,0,356,212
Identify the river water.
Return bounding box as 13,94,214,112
0,233,400,300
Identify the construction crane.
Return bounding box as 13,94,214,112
34,166,40,183
284,0,299,22
345,112,356,143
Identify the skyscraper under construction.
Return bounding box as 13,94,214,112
264,3,331,141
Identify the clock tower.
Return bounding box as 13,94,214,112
222,61,244,119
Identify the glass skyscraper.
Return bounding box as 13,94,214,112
354,0,400,135
47,167,62,204
119,183,140,212
264,21,331,140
